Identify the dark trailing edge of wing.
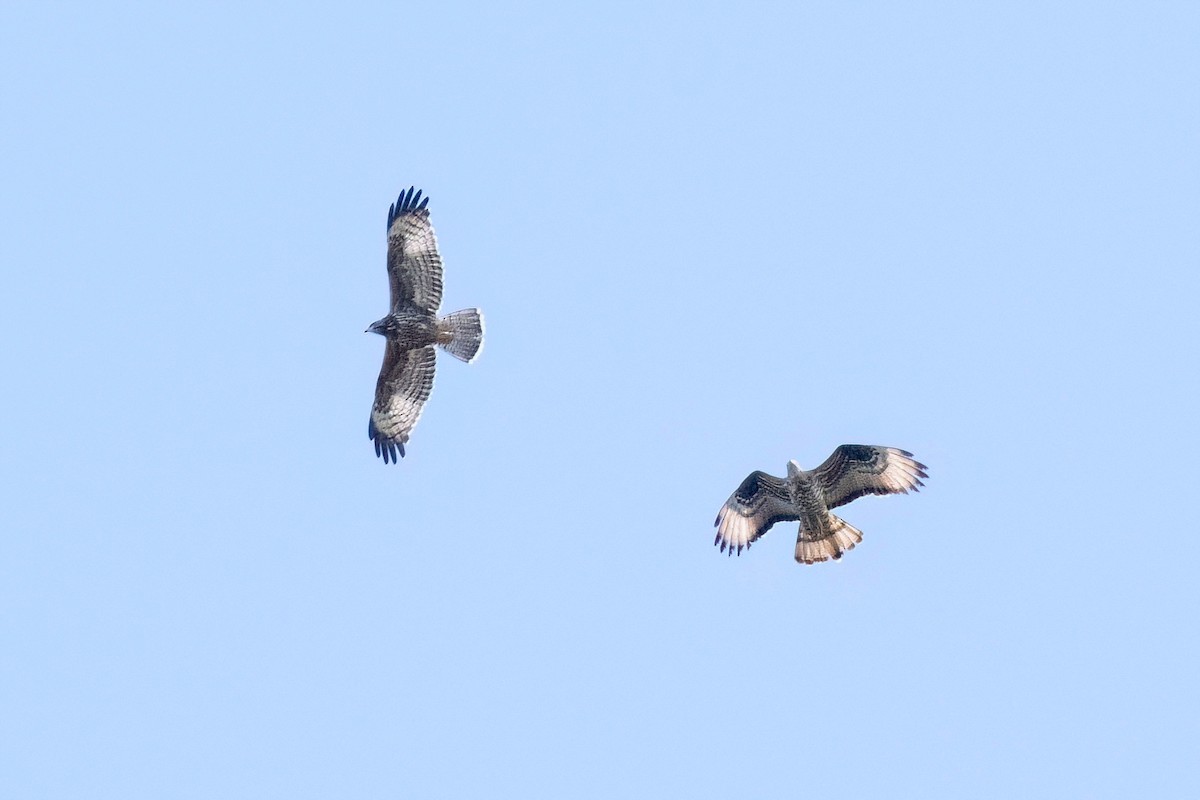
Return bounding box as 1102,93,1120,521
367,417,406,464
387,186,431,229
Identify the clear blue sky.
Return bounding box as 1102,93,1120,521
2,2,1198,797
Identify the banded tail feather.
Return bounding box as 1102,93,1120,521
437,308,484,363
794,515,863,564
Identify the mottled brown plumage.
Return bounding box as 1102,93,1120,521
714,446,927,564
366,188,484,463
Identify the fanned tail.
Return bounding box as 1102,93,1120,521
794,515,863,565
436,308,484,363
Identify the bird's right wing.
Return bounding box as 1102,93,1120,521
714,471,800,556
386,187,444,315
813,445,928,509
368,344,437,463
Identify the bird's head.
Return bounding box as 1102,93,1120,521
366,318,388,336
786,459,803,478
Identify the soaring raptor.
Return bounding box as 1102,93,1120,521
714,446,927,564
366,187,484,462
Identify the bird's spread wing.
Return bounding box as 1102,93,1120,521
813,445,928,509
714,471,800,556
368,344,437,463
386,187,444,315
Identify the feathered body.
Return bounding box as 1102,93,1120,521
367,311,439,349
714,445,928,564
366,187,484,463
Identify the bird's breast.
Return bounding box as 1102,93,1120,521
790,479,828,515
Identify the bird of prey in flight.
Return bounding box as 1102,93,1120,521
714,445,927,564
366,187,484,462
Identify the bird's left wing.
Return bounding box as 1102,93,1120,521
386,187,444,315
368,344,437,463
714,471,800,556
813,445,928,509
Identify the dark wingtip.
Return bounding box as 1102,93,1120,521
369,423,406,464
388,186,430,226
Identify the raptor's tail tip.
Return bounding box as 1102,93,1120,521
795,515,863,565
437,308,484,363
